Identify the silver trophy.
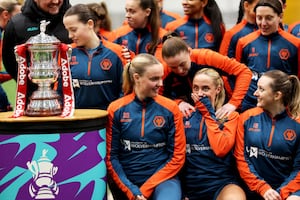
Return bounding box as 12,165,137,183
15,20,62,116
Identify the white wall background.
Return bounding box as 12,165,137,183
69,0,241,30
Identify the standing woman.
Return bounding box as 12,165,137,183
106,53,186,200
110,0,167,56
165,0,225,51
234,70,300,200
63,4,127,110
235,0,300,112
219,0,258,99
182,68,246,200
219,0,258,58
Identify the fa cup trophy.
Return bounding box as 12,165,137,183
13,20,74,117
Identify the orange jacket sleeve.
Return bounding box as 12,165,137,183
195,98,238,157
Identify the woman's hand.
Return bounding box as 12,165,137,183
215,103,236,119
179,101,195,118
122,46,132,63
263,189,282,200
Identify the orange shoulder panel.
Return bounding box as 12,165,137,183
110,25,133,42
162,10,181,19
219,19,248,55
165,16,188,31
235,30,260,61
278,28,300,47
288,20,300,33
102,39,128,66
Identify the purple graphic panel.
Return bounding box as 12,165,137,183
0,129,107,200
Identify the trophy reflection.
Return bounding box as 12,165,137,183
14,20,73,117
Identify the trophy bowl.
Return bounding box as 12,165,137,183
26,43,62,116
14,20,74,118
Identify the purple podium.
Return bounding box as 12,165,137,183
0,109,108,200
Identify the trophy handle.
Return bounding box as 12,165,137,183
52,166,58,175
27,161,39,178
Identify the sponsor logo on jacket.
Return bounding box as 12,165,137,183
120,112,132,122
249,47,259,57
248,122,261,132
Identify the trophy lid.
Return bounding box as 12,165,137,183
26,20,60,45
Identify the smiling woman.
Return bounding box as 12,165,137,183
234,70,300,200
106,53,186,200
235,0,300,112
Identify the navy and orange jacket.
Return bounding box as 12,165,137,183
234,107,300,199
69,39,127,110
98,28,113,41
109,24,169,79
219,19,257,99
288,20,300,38
106,93,186,200
165,15,224,50
160,9,181,28
182,97,239,199
110,24,167,55
219,19,257,58
161,48,252,109
235,29,300,111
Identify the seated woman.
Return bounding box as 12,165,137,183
181,68,246,200
106,53,186,200
234,70,300,200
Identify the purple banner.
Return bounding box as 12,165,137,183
0,129,106,200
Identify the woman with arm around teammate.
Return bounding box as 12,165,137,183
160,33,252,119
234,70,300,200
